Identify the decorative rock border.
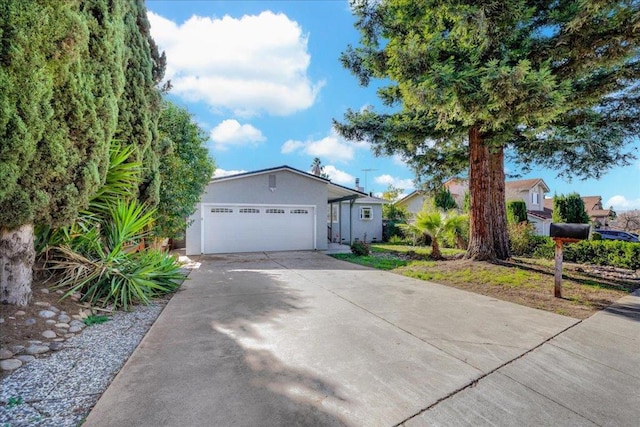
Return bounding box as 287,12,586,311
0,299,88,374
0,301,167,426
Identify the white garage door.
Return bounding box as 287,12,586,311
203,205,315,253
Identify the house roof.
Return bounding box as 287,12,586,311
209,165,368,202
528,208,553,220
211,165,329,184
353,195,387,205
505,178,550,193
581,196,603,211
394,190,424,206
590,209,611,218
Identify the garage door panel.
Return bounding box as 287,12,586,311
203,205,314,254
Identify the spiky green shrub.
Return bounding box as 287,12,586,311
44,200,183,310
35,143,141,254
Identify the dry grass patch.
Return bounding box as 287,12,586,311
343,246,639,319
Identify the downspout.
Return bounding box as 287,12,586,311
349,199,355,244
338,202,342,243
328,202,332,243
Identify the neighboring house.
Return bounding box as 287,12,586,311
505,178,552,236
186,165,383,255
394,190,427,217
444,177,468,208
395,177,552,235
581,196,612,227
544,195,613,227
395,178,468,216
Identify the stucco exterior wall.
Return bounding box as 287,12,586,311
397,193,426,218
337,202,383,243
186,170,328,254
528,215,551,236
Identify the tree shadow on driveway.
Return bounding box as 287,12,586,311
85,266,350,427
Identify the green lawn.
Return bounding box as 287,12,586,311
370,244,466,257
331,253,410,270
331,245,637,319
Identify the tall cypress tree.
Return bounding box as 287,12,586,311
335,0,639,261
0,0,128,305
552,193,590,224
1,0,164,306
116,0,165,207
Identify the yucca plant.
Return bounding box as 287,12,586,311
44,199,183,310
36,143,142,254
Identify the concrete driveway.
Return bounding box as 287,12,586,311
85,251,639,426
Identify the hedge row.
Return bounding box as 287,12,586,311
530,239,640,270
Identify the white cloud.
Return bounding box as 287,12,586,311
149,11,324,117
280,129,368,163
374,174,415,191
605,195,640,211
281,139,305,154
391,154,408,167
323,165,355,185
210,119,265,150
214,168,247,178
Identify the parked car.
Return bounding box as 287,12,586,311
596,229,640,243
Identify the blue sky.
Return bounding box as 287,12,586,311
147,0,640,211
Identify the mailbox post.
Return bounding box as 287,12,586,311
549,223,590,298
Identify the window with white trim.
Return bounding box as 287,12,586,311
291,209,309,214
532,192,539,205
360,206,372,220
265,208,285,214
211,208,233,213
239,208,260,214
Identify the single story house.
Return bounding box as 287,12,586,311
394,178,468,216
186,165,385,255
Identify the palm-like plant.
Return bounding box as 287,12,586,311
36,144,142,252
45,200,182,310
40,143,183,310
408,208,469,260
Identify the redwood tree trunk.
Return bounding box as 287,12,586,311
0,224,35,306
490,145,510,260
465,127,496,261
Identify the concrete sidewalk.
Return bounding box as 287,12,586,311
84,251,637,426
408,290,640,426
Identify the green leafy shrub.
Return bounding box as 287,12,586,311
388,235,405,245
528,239,640,270
508,222,553,257
507,200,528,224
591,232,602,240
351,240,371,256
532,238,555,258
552,193,590,223
562,240,640,270
508,222,536,256
383,220,404,242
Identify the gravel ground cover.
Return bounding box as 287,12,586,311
0,301,166,427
